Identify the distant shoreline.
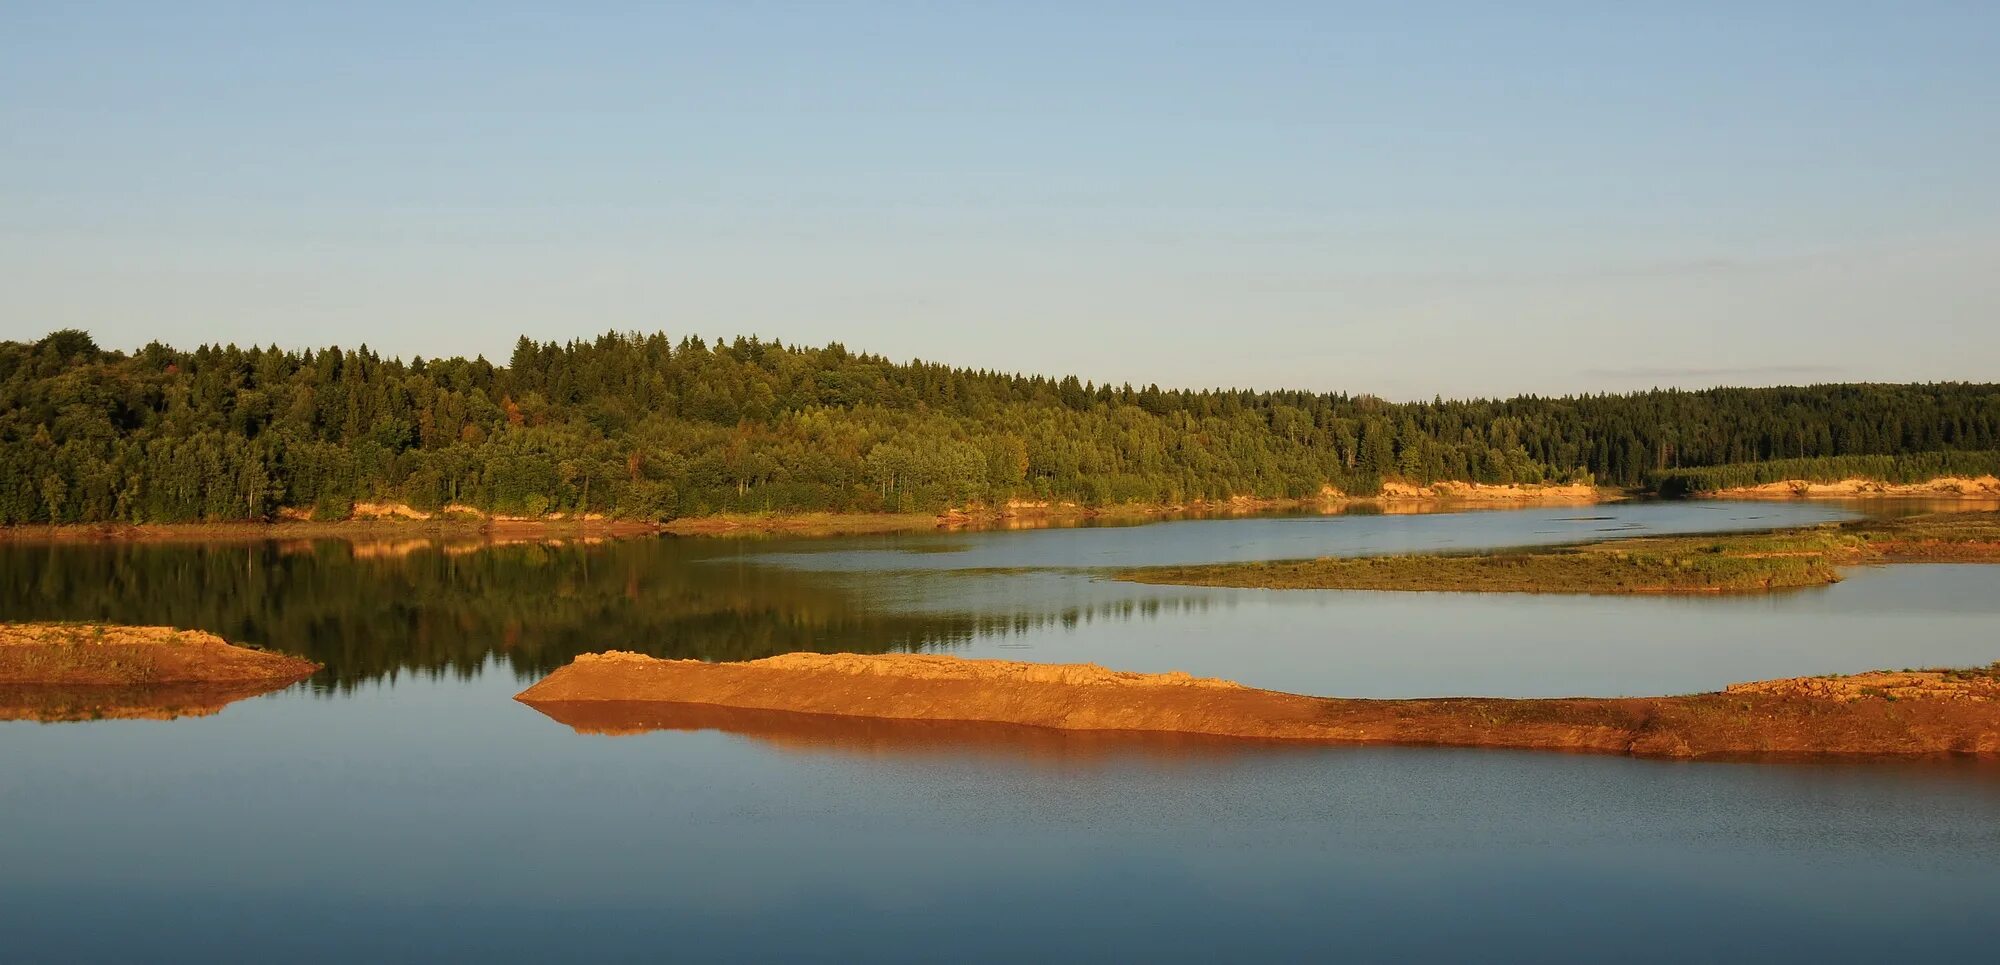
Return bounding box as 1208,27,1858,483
4,477,1993,544
0,517,667,544
0,482,1621,543
1700,475,2000,500
1116,511,2000,594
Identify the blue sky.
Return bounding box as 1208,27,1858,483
3,2,1995,399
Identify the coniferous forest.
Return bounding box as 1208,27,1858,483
2,329,1996,525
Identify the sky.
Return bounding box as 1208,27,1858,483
3,1,1996,400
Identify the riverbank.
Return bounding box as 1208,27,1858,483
1115,511,2000,594
659,500,1314,537
1706,475,2000,500
517,651,2000,760
0,482,1625,543
663,484,1625,537
1374,481,1606,503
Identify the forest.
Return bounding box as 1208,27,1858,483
3,328,1997,524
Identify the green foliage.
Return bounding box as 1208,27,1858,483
2,330,1997,524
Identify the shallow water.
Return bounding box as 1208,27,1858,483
4,500,1999,961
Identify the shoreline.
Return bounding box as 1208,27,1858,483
0,483,1628,543
1700,475,2000,501
0,517,668,544
8,475,1995,544
517,651,2000,761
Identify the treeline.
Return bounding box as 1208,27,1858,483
3,328,1997,524
1648,452,2000,497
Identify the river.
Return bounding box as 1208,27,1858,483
3,499,1996,961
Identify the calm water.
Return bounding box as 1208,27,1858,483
4,500,1999,962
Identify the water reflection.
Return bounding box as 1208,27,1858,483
0,679,299,722
0,500,1988,696
0,539,1005,688
526,699,1307,768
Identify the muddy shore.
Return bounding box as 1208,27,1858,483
518,652,2000,760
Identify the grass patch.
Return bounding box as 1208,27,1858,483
1116,511,2000,594
1120,548,1843,594
1647,452,2000,496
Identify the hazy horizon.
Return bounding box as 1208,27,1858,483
5,2,1996,400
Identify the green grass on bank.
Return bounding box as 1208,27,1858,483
1119,547,1845,594
1647,452,2000,496
1115,512,2000,595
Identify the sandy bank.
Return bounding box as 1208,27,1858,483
1374,481,1606,503
0,624,319,722
0,623,320,686
517,652,2000,760
1710,476,2000,500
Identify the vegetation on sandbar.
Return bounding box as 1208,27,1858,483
1649,451,2000,497
1115,512,2000,594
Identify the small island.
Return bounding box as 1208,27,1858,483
517,651,2000,760
0,623,320,722
1115,511,2000,594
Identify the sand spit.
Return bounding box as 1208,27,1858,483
0,624,319,723
517,652,2000,760
1712,476,2000,499
0,624,320,686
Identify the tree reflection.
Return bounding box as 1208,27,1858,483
0,538,1213,688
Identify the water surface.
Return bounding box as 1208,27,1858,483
4,500,1998,961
